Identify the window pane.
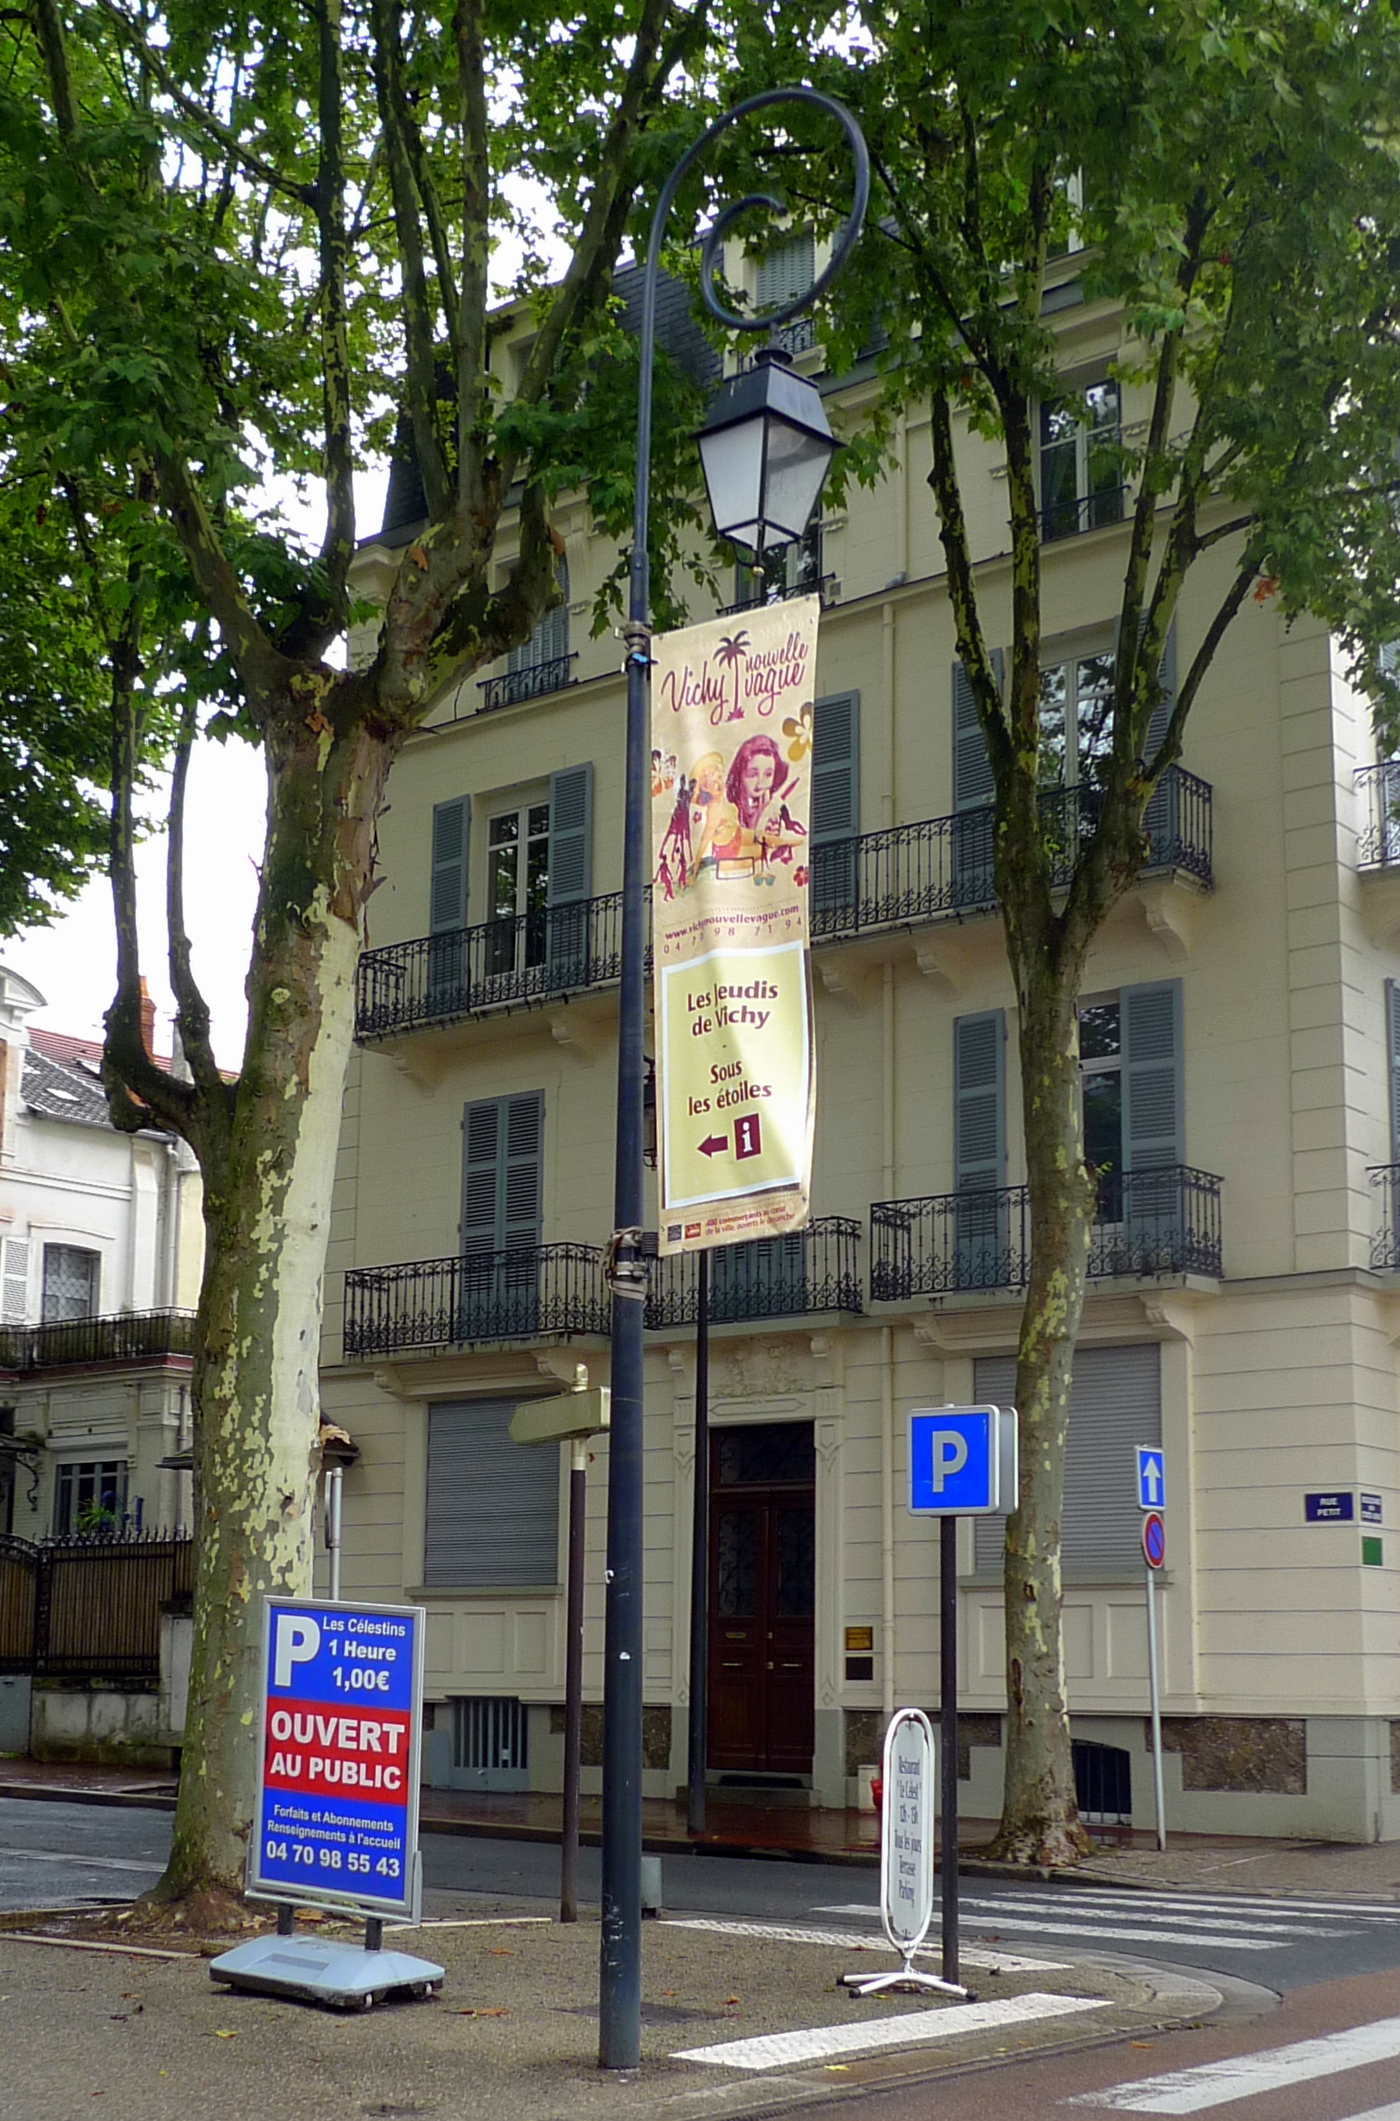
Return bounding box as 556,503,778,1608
1083,1068,1123,1175
1037,665,1069,786
41,1246,98,1323
489,811,518,848
1079,1000,1121,1060
1075,653,1116,779
716,1510,758,1617
489,840,518,922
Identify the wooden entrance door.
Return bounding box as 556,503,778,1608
707,1422,815,1774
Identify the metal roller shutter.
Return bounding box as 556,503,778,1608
424,1399,560,1587
972,1343,1161,1572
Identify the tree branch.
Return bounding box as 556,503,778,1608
310,0,355,621
166,673,238,1159
153,452,289,719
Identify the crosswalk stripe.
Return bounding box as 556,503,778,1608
676,1990,1110,2071
1008,1888,1400,1925
1065,2013,1400,2112
810,1902,1289,1952
662,1916,1066,1973
954,1895,1351,1939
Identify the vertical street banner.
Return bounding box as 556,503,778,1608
651,595,820,1254
249,1597,425,1923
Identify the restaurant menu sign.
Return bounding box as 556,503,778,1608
248,1597,425,1923
651,596,820,1255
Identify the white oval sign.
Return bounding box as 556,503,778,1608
880,1706,936,1956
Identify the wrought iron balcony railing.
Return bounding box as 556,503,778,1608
0,1310,196,1374
811,767,1211,942
477,653,578,713
1369,1165,1400,1270
718,574,836,619
1355,761,1400,868
644,1216,863,1329
357,894,627,1037
870,1166,1223,1301
1040,483,1127,543
343,1245,610,1357
356,772,1210,1039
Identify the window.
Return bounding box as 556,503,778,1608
506,556,569,687
1079,997,1124,1195
54,1457,127,1536
753,230,816,355
1039,379,1123,541
460,1092,545,1337
733,525,823,612
972,1346,1161,1572
486,797,551,976
1079,984,1186,1264
423,1399,558,1587
1037,648,1116,787
41,1244,99,1323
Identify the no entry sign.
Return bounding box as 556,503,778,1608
249,1598,425,1923
1141,1510,1166,1571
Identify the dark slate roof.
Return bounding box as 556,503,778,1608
379,265,721,544
22,1044,111,1128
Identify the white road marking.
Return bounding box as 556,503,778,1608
972,1888,1396,1928
662,1916,1066,1973
811,1897,1340,1951
1066,2013,1400,2112
0,1847,164,1874
954,1895,1350,1940
675,1990,1110,2071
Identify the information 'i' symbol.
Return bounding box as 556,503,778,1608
735,1112,762,1159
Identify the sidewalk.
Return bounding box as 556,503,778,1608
5,1754,1400,1899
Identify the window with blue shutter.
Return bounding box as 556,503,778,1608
546,763,593,985
508,556,569,678
810,690,860,930
952,652,1002,908
460,1092,544,1337
954,1010,1006,1288
755,231,816,354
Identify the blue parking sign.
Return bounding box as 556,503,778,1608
909,1407,1008,1515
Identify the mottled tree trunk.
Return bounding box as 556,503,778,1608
157,711,389,1900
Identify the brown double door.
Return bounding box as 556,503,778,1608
707,1422,815,1775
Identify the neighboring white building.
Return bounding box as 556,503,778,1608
0,964,202,1537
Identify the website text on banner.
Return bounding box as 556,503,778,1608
249,1598,426,1923
651,597,820,1255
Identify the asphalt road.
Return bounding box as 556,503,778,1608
5,1797,1400,1995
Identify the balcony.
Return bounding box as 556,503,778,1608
355,771,1211,1042
476,653,578,713
0,1310,197,1375
1356,761,1400,868
644,1217,863,1329
343,1245,610,1357
1040,484,1127,544
718,574,837,619
1369,1166,1400,1271
870,1166,1223,1301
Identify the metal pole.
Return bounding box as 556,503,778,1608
1145,1562,1167,1851
562,1437,587,1922
687,1253,710,1836
325,1465,343,1604
939,1513,959,1987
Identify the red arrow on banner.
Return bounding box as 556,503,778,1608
698,1133,729,1157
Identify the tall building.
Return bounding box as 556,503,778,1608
319,247,1400,1839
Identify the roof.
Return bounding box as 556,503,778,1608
21,1043,112,1128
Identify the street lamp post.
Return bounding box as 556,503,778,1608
599,85,868,2072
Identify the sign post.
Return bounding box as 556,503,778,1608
842,1708,967,1999
209,1596,444,2009
1137,1449,1168,1852
905,1404,1015,1996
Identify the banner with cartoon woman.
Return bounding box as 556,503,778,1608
650,595,820,1255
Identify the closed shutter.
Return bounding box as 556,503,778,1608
972,1343,1162,1571
1,1236,28,1325
509,557,568,674
811,690,859,924
756,231,815,313
1387,980,1400,1165
955,1012,1006,1189
430,797,470,933
1122,980,1183,1169
423,1399,560,1586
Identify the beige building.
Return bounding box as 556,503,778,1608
321,249,1400,1839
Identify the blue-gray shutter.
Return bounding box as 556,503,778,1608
953,652,1002,909
430,797,470,933
811,690,860,927
1387,980,1400,1166
972,1344,1162,1571
755,231,815,312
509,557,568,674
955,1011,1006,1188
1122,980,1183,1170
1145,620,1177,761
461,1092,544,1254
461,1098,503,1258
546,763,593,985
423,1399,560,1587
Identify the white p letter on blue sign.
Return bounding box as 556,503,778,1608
908,1407,1013,1516
273,1612,321,1688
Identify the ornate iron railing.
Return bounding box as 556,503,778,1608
811,767,1211,941
1369,1165,1400,1270
0,1310,196,1374
644,1216,863,1328
870,1166,1223,1300
1040,483,1127,543
356,773,1210,1039
356,893,628,1037
477,653,578,712
718,573,837,618
343,1244,610,1356
1355,761,1400,868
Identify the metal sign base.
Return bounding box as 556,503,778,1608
841,1954,970,2001
209,1933,443,2011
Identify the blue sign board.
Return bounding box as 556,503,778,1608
1136,1448,1166,1511
1304,1492,1355,1524
909,1408,1010,1516
1362,1493,1383,1526
249,1598,425,1922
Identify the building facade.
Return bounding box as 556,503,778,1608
319,255,1400,1839
0,965,201,1540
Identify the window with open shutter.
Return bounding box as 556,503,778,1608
972,1344,1161,1572
954,1011,1007,1289
546,763,593,985
810,690,859,927
952,652,1002,907
423,1399,559,1587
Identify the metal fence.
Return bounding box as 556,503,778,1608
477,653,578,713
644,1217,863,1329
0,1309,196,1374
1355,761,1400,868
0,1531,193,1680
343,1243,612,1357
870,1166,1223,1300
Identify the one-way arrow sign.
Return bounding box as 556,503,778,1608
698,1132,728,1158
